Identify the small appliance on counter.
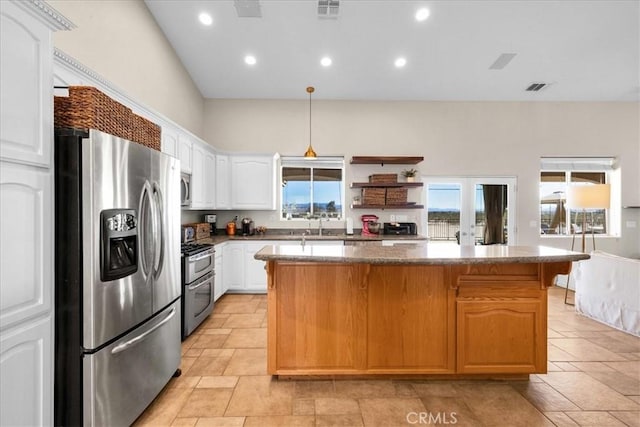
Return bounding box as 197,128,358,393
383,222,418,235
345,217,354,235
361,214,380,236
241,217,255,236
226,220,236,236
204,214,217,236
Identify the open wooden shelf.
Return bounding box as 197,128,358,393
351,182,423,188
350,156,424,165
351,204,424,210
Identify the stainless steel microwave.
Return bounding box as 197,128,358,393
180,173,191,207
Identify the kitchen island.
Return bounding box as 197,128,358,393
254,244,589,378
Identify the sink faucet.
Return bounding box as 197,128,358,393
301,229,311,248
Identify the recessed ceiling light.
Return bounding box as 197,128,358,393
198,12,213,26
244,55,257,65
415,8,430,22
321,57,332,67
394,57,407,68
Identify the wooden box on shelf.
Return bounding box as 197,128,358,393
369,174,397,183
361,188,386,205
386,188,408,205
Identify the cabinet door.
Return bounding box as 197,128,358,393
204,149,216,207
0,315,52,427
215,154,231,209
244,242,270,292
456,299,545,373
190,143,206,208
230,155,275,210
177,135,192,173
0,163,52,329
0,2,52,167
223,243,245,291
161,127,178,158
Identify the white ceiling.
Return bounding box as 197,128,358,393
144,0,640,101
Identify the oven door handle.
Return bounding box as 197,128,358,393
111,307,176,355
188,274,213,291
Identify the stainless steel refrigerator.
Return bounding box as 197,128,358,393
54,129,182,426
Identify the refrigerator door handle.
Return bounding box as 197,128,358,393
152,183,164,279
138,182,153,278
110,307,176,355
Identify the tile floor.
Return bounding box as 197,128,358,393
134,287,640,426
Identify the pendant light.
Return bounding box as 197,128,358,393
303,86,317,158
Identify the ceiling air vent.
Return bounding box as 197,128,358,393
234,0,262,18
318,0,339,18
526,82,548,92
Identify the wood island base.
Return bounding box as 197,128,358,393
264,260,572,377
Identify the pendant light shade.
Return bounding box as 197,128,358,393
304,86,317,158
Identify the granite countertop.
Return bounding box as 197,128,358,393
196,231,427,245
253,243,590,265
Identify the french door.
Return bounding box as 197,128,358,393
423,177,517,246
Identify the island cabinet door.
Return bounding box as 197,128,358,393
366,265,456,373
456,299,546,374
270,263,367,374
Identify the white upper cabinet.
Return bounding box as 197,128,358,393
230,154,277,210
161,126,179,159
215,154,231,209
0,2,54,167
191,143,215,209
177,135,192,174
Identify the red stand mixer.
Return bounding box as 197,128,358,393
361,214,380,236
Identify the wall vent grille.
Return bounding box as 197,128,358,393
526,83,548,92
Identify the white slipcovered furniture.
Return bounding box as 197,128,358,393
572,250,640,336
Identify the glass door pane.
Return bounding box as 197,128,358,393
426,183,462,244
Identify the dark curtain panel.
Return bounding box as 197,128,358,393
483,185,507,244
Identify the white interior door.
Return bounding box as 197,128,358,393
424,177,517,246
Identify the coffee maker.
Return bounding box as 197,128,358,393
204,214,217,236
241,217,255,236
361,214,380,236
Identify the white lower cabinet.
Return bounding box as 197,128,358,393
223,240,343,293
214,243,225,301
0,315,52,427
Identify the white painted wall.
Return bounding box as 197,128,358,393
48,0,204,137
203,99,640,257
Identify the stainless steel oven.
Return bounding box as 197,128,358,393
181,243,215,338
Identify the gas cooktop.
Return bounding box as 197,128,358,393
180,242,214,256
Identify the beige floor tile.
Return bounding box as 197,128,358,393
225,375,296,417
243,415,315,426
316,414,364,426
606,361,640,381
222,313,265,328
222,328,266,348
189,334,229,350
569,362,617,372
167,375,202,390
216,301,260,314
512,382,580,411
565,410,627,426
610,411,640,427
392,380,418,397
542,412,580,426
549,344,581,362
359,398,427,427
584,370,640,396
197,376,239,388
200,328,232,335
185,355,232,376
555,362,582,371
194,417,246,427
201,316,228,329
588,336,640,354
223,348,267,375
171,417,198,426
540,372,640,410
455,383,553,426
133,387,193,426
334,380,398,398
418,396,482,427
549,361,565,371
629,396,640,404
177,389,233,418
292,398,315,415
410,381,458,397
219,294,256,303
201,348,235,358
184,348,205,357
315,397,360,415
179,356,198,373
549,338,628,362
294,380,336,398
